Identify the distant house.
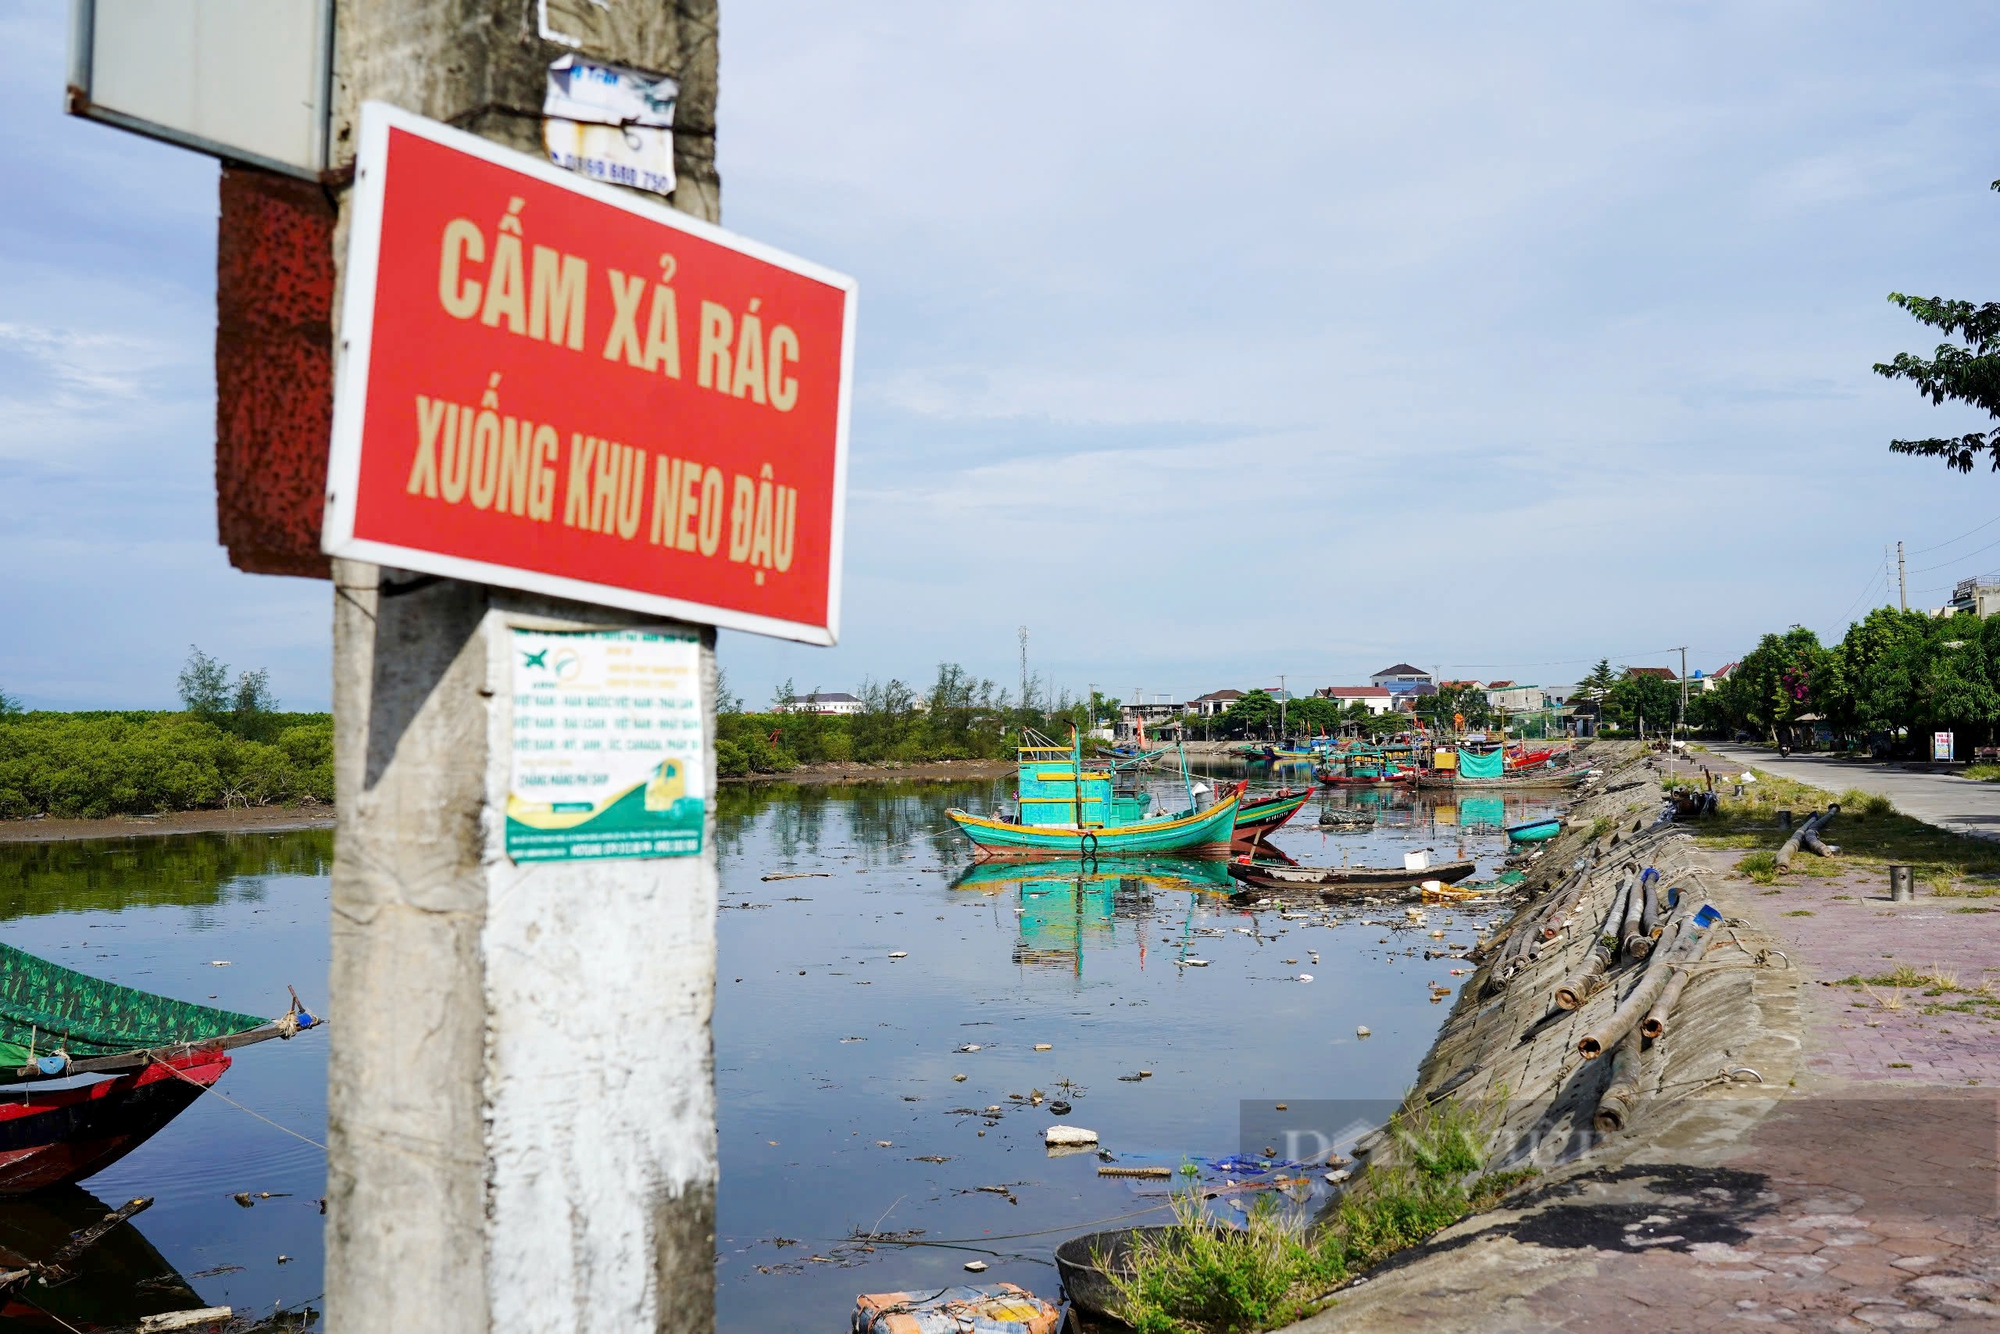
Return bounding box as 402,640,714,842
794,691,864,715
1437,679,1487,692
1486,683,1546,712
1317,686,1395,716
1692,663,1737,694
1391,681,1438,713
1626,667,1677,681
1189,689,1245,717
1369,663,1434,688
1118,697,1185,743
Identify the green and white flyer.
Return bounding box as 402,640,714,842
505,628,706,862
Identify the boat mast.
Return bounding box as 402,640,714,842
1179,741,1196,811
1072,727,1084,829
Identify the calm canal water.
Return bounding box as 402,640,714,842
0,767,1558,1331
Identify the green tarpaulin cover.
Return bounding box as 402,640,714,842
0,941,265,1067
1456,748,1504,779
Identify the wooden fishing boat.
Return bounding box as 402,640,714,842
1316,750,1416,788
947,731,1247,860
1232,788,1311,841
1224,858,1478,893
1505,816,1563,843
0,941,319,1194
1415,770,1588,791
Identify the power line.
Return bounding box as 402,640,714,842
1905,533,2000,576
1906,513,2000,557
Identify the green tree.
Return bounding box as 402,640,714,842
232,668,276,718
1218,690,1281,739
177,646,231,717
1284,695,1343,738
715,668,743,716
1603,671,1679,735
0,689,20,717
1876,189,2000,473
1578,659,1616,701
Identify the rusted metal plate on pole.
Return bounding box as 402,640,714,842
215,165,335,578
324,102,855,645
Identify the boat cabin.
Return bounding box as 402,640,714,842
1013,740,1152,829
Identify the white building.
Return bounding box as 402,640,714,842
793,691,863,715
1117,696,1184,742
1484,681,1546,712
1317,686,1395,716
1188,688,1244,717
1369,663,1434,689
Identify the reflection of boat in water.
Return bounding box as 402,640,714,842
0,941,319,1194
946,732,1245,860
0,1186,212,1328
952,858,1236,974
953,856,1235,896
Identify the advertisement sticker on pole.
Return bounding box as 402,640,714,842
324,101,855,645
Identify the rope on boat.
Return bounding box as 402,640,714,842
154,1058,327,1152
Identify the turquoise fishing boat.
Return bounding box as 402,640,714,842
946,732,1245,860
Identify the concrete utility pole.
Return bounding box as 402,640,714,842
1676,646,1688,739
1899,540,1908,611
325,6,722,1333
1018,625,1029,712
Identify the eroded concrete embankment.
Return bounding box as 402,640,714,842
1294,744,1811,1333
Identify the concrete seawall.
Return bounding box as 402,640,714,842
1293,743,1816,1332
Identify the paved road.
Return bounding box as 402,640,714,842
1702,741,2000,843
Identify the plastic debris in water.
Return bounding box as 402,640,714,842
1355,1025,1371,1037
1033,1043,1052,1051
1046,1125,1098,1146
1297,973,1314,983
888,951,908,959
963,1260,988,1272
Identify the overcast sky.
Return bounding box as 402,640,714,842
7,3,2000,712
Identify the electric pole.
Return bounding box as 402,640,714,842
1899,540,1908,611
1676,645,1688,740
1018,625,1029,712
325,8,722,1333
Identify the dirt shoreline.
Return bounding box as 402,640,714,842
0,761,1015,843
0,805,338,844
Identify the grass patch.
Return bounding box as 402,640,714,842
1965,764,2000,782
1697,767,2000,896
1783,909,1814,916
1110,1100,1533,1334
1837,788,1898,819
1738,851,1779,883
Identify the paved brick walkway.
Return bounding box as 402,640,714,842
1698,853,2000,1089
1295,832,2000,1334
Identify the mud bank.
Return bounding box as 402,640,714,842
0,804,337,844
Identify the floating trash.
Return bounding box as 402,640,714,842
1046,1125,1098,1147
1034,1043,1053,1051
1355,1026,1371,1038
